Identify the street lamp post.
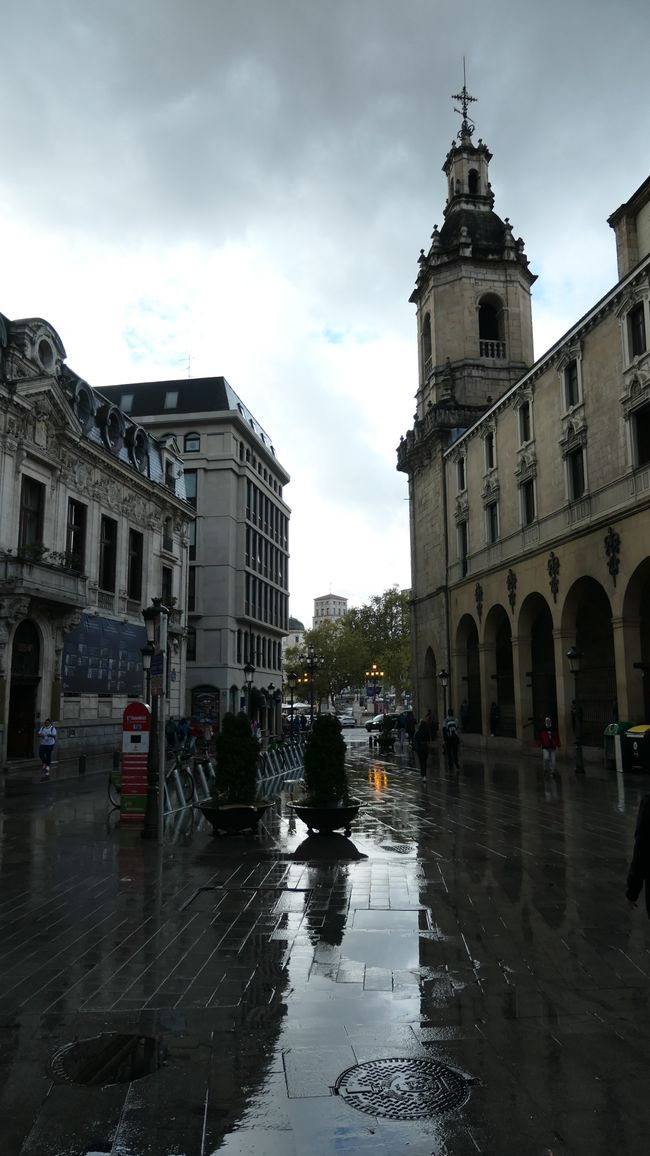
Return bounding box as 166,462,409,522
438,668,449,719
244,661,255,717
141,598,169,843
300,646,324,725
141,643,155,703
273,688,282,734
567,646,585,774
287,671,297,735
365,662,384,715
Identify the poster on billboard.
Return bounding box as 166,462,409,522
62,614,148,696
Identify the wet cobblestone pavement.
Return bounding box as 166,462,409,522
1,736,650,1154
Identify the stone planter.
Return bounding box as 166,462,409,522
197,801,273,836
288,798,361,837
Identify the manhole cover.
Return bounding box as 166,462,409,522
334,1057,471,1120
49,1033,166,1086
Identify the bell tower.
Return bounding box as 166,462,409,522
398,81,537,718
410,81,535,420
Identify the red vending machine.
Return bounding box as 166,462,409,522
120,702,151,823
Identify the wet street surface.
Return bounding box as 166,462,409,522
1,736,650,1155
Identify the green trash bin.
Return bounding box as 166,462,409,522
621,725,650,771
603,721,631,767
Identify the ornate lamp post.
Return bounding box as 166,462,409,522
141,598,169,843
438,668,449,718
567,646,585,774
300,645,324,725
273,687,282,734
244,661,255,717
141,643,155,703
365,662,384,714
287,670,297,734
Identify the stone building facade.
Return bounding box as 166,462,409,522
312,593,348,626
398,93,650,754
0,313,191,769
100,378,290,729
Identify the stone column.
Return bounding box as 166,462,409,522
610,616,644,721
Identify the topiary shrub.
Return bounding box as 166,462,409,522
303,714,348,805
213,712,260,804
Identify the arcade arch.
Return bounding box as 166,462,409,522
561,577,615,745
484,604,516,737
455,615,482,733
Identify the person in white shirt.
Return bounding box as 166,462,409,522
37,718,57,779
442,709,460,770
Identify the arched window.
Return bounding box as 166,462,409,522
422,312,432,373
468,169,479,195
478,296,505,358
184,432,200,452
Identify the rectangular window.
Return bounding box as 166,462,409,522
19,476,45,549
565,360,579,408
568,448,585,500
629,303,647,358
127,529,144,601
184,469,197,508
634,404,650,467
521,479,536,525
99,516,118,591
457,457,466,492
66,499,87,571
188,566,196,612
458,522,468,576
486,501,499,544
519,401,531,444
164,390,179,409
189,520,196,562
186,627,196,662
485,432,495,471
161,565,173,604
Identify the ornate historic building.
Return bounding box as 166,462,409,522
398,89,650,754
0,313,191,770
100,378,290,728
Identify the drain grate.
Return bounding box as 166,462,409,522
334,1057,471,1120
49,1033,166,1086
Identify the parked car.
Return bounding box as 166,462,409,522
365,714,399,732
338,714,356,728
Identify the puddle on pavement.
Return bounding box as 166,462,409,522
341,908,432,971
49,1033,166,1086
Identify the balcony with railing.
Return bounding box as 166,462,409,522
480,340,506,359
0,552,88,608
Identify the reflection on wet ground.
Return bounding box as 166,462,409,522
1,738,650,1154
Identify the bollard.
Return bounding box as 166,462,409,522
79,754,86,775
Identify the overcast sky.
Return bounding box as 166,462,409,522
2,0,649,626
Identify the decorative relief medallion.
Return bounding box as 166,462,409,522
604,526,621,586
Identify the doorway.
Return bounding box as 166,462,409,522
7,620,41,759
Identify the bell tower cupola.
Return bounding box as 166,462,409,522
407,77,537,424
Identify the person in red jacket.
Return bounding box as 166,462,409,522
538,716,560,771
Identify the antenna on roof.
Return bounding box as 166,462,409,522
187,353,192,379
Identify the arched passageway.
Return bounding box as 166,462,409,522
623,558,650,722
484,604,516,738
422,647,438,723
518,593,557,737
564,577,615,745
456,615,482,733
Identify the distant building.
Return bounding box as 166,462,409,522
100,377,290,726
0,312,191,768
312,593,348,627
282,616,305,661
398,88,650,751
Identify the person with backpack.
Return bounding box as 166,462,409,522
442,709,460,770
37,718,57,779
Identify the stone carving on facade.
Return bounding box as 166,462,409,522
514,449,537,481
559,419,588,458
547,551,560,602
0,596,32,677
604,526,621,586
622,373,650,421
506,568,517,612
454,495,469,524
480,475,500,503
475,582,484,622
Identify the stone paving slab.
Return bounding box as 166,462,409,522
1,741,650,1153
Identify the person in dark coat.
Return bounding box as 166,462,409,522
413,720,430,777
626,794,650,917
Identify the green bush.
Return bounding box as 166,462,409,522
303,714,348,804
213,712,259,804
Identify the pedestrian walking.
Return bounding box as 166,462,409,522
413,719,430,777
538,716,560,771
626,794,650,916
37,718,57,779
442,709,460,769
490,701,501,736
398,712,408,747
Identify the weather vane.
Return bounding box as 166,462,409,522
451,57,476,139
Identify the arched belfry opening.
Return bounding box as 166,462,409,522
478,294,505,359
422,312,432,372
468,168,479,196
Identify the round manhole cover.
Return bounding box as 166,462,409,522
334,1057,471,1120
49,1033,166,1086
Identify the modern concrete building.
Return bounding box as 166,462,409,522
100,378,290,726
312,593,348,627
398,88,650,754
0,312,191,769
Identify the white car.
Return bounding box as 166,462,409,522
338,714,356,728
